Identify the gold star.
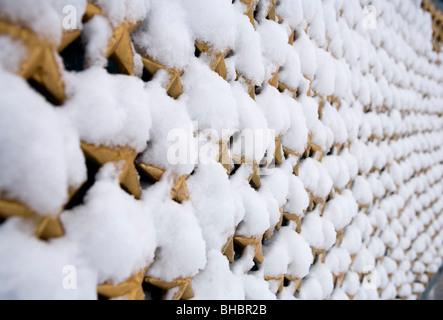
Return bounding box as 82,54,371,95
0,21,67,103
276,206,284,231
136,162,190,204
274,135,284,165
195,41,231,80
313,196,326,215
282,147,302,176
234,235,264,264
253,0,277,22
264,207,283,240
304,75,314,97
170,174,190,204
326,96,341,109
140,56,184,99
136,163,165,182
307,190,315,211
284,275,302,294
287,27,295,45
249,163,261,190
264,274,284,293
238,0,259,27
312,248,327,263
106,21,140,75
276,12,297,45
265,0,278,21
263,228,274,241
0,170,85,240
268,67,280,88
0,199,34,220
83,2,102,20
231,156,261,189
84,3,140,76
144,277,194,300
81,142,141,200
236,74,256,100
278,82,297,99
58,29,82,53
35,215,65,241
304,132,323,162
283,211,302,233
218,139,232,174
0,198,65,240
333,272,345,288
98,267,148,300
221,235,235,263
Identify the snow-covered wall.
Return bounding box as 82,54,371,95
0,0,442,300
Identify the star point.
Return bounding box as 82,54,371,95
0,198,68,241
83,3,141,76
0,20,67,103
140,56,184,99
80,142,141,200
234,235,264,264
221,235,235,263
98,267,148,300
144,277,194,300
195,41,231,80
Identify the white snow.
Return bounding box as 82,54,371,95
82,15,113,69
261,227,313,280
232,172,270,238
231,13,266,85
91,0,150,28
0,73,86,216
280,96,309,155
142,178,206,282
1,0,443,301
294,29,318,79
299,158,333,200
62,163,156,285
231,82,270,163
62,67,152,153
0,36,28,73
323,191,358,231
138,76,196,176
132,0,193,70
276,0,304,29
284,174,309,217
187,163,243,252
181,58,239,140
181,0,237,52
0,0,87,44
325,247,351,276
301,210,336,251
191,250,244,300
